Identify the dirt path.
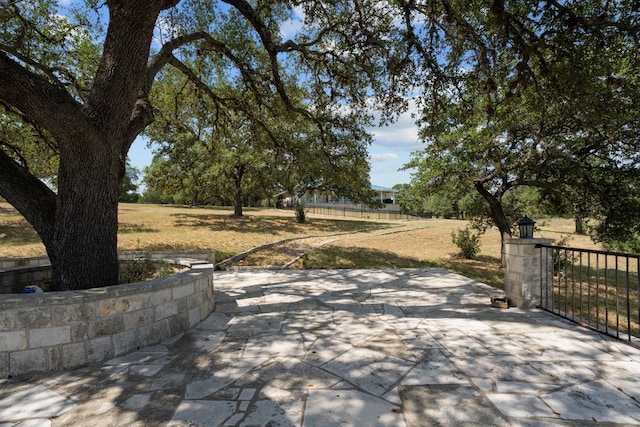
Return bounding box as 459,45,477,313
219,225,431,269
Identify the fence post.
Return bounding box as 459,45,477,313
504,237,554,308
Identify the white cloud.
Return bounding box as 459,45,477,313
365,100,422,187
364,96,422,150
369,111,421,151
371,127,420,150
280,6,305,40
369,153,398,162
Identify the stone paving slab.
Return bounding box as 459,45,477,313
0,385,76,423
1,268,640,426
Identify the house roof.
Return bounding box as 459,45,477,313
371,185,398,193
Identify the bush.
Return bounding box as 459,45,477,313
119,258,175,284
118,241,175,284
602,234,640,254
451,226,481,259
295,205,306,223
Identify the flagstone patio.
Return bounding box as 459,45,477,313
1,268,639,426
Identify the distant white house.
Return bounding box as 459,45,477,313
370,185,399,204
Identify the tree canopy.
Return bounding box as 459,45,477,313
143,59,374,214
400,0,640,257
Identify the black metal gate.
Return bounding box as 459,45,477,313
536,244,640,347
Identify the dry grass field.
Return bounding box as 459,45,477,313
0,202,600,289
5,202,636,338
0,203,386,259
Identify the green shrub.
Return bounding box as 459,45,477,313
603,235,640,254
118,240,175,283
119,257,151,284
120,259,175,284
451,226,481,259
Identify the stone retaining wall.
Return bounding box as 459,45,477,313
0,254,215,378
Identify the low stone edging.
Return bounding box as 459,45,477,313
0,253,215,378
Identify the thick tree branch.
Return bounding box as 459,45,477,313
0,51,94,147
144,32,217,97
85,2,163,135
160,0,180,10
0,150,56,247
0,43,78,89
167,55,233,110
125,97,155,148
473,180,512,241
222,0,298,111
145,32,262,99
221,0,278,52
0,141,28,168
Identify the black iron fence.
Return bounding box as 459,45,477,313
536,244,640,346
303,204,423,221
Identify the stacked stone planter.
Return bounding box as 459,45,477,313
0,253,214,378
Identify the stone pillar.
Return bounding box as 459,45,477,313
504,238,553,308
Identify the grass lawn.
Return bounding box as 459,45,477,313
0,202,599,290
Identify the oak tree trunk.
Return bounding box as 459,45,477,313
474,181,512,266
50,139,122,290
233,164,245,217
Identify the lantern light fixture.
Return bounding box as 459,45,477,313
518,216,536,239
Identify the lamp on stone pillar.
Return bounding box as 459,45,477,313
518,216,536,239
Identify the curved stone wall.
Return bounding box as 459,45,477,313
0,254,214,378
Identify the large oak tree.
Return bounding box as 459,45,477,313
0,0,399,290
398,0,640,260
